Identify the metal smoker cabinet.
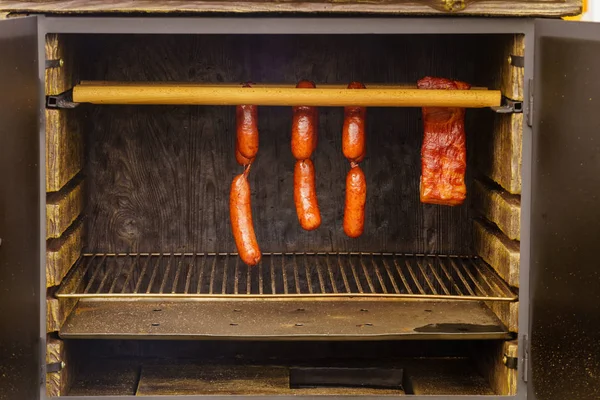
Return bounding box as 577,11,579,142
0,13,599,400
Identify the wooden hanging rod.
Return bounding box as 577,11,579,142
72,81,500,108
78,81,489,90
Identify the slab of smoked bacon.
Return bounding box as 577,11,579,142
417,77,471,206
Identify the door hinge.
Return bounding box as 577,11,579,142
39,341,45,385
527,79,534,127
522,335,529,382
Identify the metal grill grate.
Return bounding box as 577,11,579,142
56,253,517,301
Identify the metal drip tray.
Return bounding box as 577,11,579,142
59,299,511,340
57,252,516,302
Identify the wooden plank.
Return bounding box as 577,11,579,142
45,33,76,96
46,109,83,193
136,361,493,395
0,0,581,17
474,340,518,396
473,179,520,241
46,336,72,397
46,177,84,239
46,219,83,287
45,33,83,193
501,34,525,101
47,295,78,333
46,266,83,332
473,220,520,288
486,300,518,333
476,113,522,194
137,364,402,395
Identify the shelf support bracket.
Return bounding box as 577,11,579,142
491,97,523,114
46,89,79,109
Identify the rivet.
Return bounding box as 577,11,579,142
295,323,304,327
151,322,160,327
230,323,239,326
153,309,162,312
360,309,368,312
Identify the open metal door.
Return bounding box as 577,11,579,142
530,19,600,400
0,16,42,400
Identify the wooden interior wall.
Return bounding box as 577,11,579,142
80,34,509,255
472,35,523,335
47,177,84,239
46,335,76,397
473,179,520,241
42,31,523,397
477,113,523,195
45,34,83,396
474,34,524,196
46,34,83,192
473,340,518,396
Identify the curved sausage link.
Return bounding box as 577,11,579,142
294,159,322,231
291,80,318,160
236,83,259,159
230,172,261,266
343,164,366,238
342,81,366,162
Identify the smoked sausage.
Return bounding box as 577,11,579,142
236,84,259,159
294,159,322,231
291,80,318,160
230,171,261,266
343,164,366,238
342,81,366,162
236,104,259,159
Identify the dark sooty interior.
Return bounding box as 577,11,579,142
78,34,508,254
65,340,499,396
